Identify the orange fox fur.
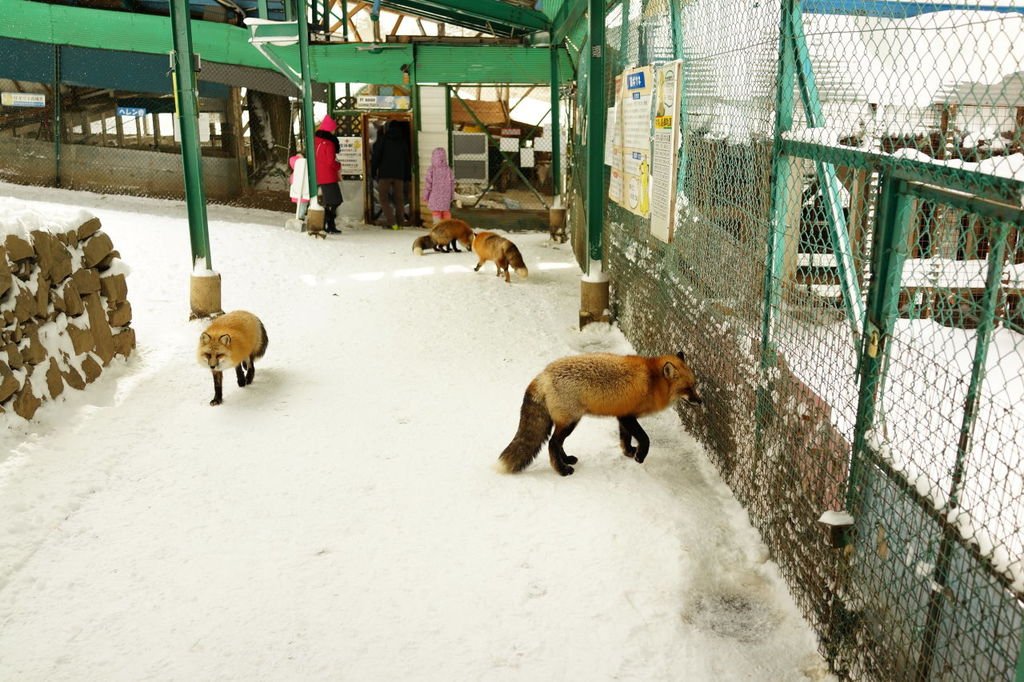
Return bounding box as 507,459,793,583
498,352,702,476
197,310,269,406
472,231,528,283
426,218,475,253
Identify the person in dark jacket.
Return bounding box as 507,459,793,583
313,116,343,234
371,120,411,229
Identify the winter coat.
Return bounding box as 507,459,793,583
288,154,309,204
313,117,341,186
371,121,411,181
422,147,455,212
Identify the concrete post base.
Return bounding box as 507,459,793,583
579,278,611,329
306,207,325,238
189,273,223,320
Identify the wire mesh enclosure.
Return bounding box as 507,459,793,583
591,0,1024,679
0,77,255,204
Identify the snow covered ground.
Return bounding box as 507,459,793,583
0,183,832,681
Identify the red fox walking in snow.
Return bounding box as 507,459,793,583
472,231,528,283
197,310,269,406
498,352,702,476
420,218,475,254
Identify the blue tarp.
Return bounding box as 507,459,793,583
803,1,1024,18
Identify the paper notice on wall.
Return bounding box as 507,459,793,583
650,60,683,242
500,136,519,152
520,147,535,168
606,75,624,204
618,65,653,218
337,137,364,176
605,106,617,167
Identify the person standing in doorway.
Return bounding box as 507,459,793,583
422,146,455,225
314,116,343,234
372,120,411,229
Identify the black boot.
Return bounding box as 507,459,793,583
324,206,341,234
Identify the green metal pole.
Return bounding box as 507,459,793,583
760,0,797,371
669,0,687,205
754,0,797,460
257,0,268,18
296,0,318,210
586,0,606,270
53,44,61,187
790,4,863,340
848,175,914,511
916,219,1010,682
168,0,212,270
550,43,561,200
341,0,348,41
1017,630,1024,682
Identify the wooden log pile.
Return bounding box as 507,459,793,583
0,215,135,419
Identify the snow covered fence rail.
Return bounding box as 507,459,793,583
0,206,135,419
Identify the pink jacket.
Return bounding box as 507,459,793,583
288,154,308,204
313,117,341,185
422,147,454,212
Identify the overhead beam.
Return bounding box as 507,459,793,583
553,0,587,43
4,1,572,86
381,0,550,33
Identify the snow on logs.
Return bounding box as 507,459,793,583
0,214,135,419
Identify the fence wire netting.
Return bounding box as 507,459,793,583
0,71,297,210
587,0,1024,679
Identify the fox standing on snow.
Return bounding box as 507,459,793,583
498,352,702,476
197,310,269,406
420,218,475,253
472,231,528,283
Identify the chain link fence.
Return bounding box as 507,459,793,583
0,82,252,203
0,39,302,210
579,1,1024,679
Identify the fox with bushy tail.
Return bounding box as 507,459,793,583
197,310,268,406
498,352,702,476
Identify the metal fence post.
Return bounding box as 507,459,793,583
296,0,318,208
53,44,61,188
668,0,687,207
550,43,561,200
586,0,606,269
168,0,212,272
849,174,913,509
760,0,797,372
788,4,864,342
916,218,1011,681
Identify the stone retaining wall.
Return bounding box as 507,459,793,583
0,216,135,419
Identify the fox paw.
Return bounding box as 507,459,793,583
622,445,637,458
210,397,222,406
557,466,575,476
633,451,648,464
562,455,578,465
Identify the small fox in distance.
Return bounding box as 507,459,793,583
472,231,528,283
197,310,269,406
412,219,476,255
498,352,702,476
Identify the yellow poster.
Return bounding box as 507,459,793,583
618,65,653,218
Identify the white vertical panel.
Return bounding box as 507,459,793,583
418,85,450,175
